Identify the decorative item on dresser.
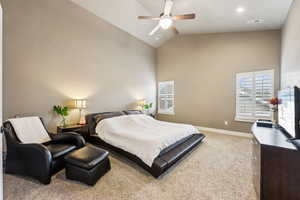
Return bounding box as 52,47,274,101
269,97,279,127
251,123,300,200
57,124,89,140
256,119,273,128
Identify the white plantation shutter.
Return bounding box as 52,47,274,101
235,70,274,121
236,72,254,120
158,81,175,115
255,71,274,118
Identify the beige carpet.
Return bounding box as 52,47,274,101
4,132,257,200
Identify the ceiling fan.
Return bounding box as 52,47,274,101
138,0,196,36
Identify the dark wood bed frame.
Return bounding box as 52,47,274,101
85,111,205,178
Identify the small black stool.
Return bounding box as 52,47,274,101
64,145,111,185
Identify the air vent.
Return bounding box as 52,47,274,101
247,19,264,24
155,35,162,40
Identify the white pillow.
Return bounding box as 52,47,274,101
8,117,51,144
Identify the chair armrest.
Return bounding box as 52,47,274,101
14,143,53,183
49,132,85,148
14,143,52,165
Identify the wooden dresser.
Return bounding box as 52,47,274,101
251,124,300,200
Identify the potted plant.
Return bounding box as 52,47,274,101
53,105,69,127
143,103,153,114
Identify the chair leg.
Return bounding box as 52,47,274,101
40,176,51,185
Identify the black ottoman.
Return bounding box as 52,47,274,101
64,145,111,186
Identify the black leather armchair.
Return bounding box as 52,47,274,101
2,118,85,184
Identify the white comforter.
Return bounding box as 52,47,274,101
95,114,198,166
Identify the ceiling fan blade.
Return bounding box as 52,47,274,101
149,24,161,36
164,0,174,16
172,14,196,20
171,26,179,35
138,16,161,20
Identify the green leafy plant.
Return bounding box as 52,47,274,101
53,105,69,127
143,103,153,110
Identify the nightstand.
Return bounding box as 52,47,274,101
57,124,89,140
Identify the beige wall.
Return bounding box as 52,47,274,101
157,31,281,133
1,0,283,134
281,0,300,88
1,0,156,131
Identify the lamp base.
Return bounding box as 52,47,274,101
78,109,86,125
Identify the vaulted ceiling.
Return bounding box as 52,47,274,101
70,0,293,48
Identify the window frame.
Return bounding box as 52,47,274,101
158,81,175,115
235,70,275,122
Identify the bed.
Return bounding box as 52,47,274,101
86,110,205,178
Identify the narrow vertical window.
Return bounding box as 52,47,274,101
158,81,175,115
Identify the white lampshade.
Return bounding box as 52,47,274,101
74,99,87,109
136,99,146,110
137,99,146,106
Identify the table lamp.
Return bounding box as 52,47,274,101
136,99,146,111
74,99,87,125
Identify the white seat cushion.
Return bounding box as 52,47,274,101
8,117,51,144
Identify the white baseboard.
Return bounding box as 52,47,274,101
197,126,253,138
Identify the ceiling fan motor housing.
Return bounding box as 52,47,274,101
160,13,172,17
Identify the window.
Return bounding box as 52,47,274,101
158,81,175,115
235,70,274,122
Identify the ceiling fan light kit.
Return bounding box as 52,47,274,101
138,0,196,36
159,17,173,29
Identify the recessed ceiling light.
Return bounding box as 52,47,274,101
236,6,245,13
